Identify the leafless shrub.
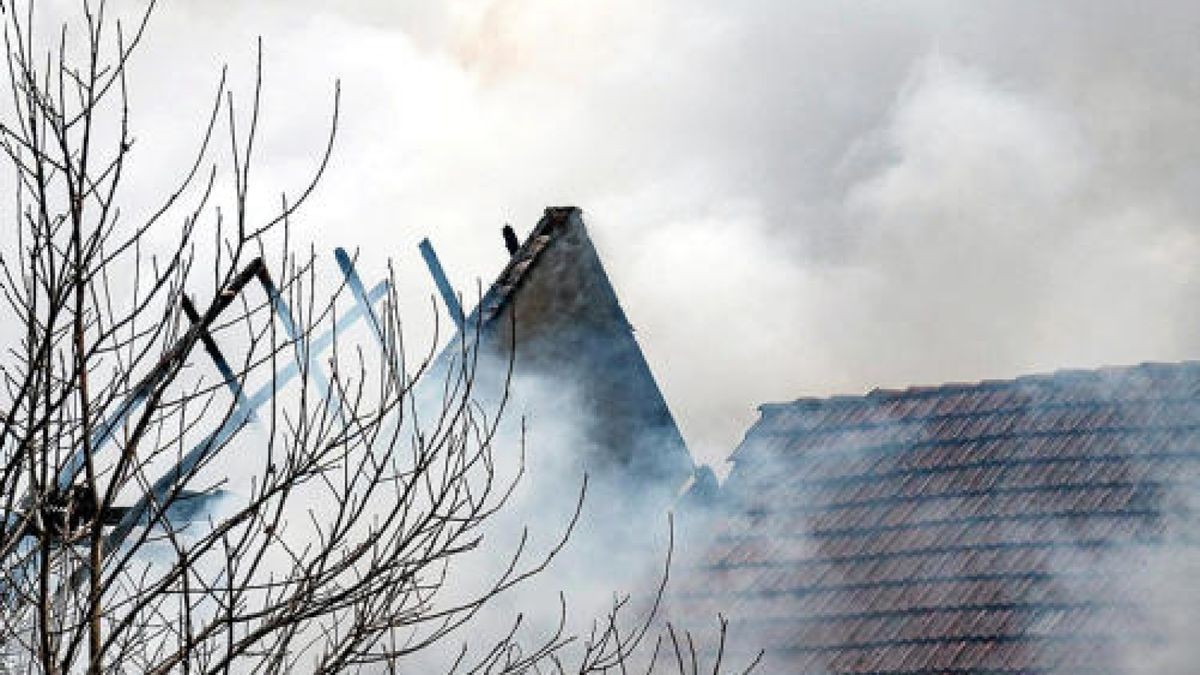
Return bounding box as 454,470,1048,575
0,3,753,673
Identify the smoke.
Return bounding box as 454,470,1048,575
1036,371,1200,674
658,370,1200,673
7,0,1200,669
348,345,683,671
108,1,1200,475
114,6,1200,664
1111,532,1200,674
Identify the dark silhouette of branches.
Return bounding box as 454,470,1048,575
0,3,754,673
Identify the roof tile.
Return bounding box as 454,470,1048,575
676,362,1200,673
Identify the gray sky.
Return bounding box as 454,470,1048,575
111,1,1200,469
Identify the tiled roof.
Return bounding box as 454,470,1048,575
673,362,1200,673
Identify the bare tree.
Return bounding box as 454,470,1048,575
0,3,756,673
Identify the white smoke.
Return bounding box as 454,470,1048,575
103,1,1200,475
8,1,1200,669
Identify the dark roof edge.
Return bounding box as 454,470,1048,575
473,206,579,327
757,360,1200,414
723,359,1200,467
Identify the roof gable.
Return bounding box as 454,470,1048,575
435,207,694,494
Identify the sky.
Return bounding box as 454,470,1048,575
102,0,1200,471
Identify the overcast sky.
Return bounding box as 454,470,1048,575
105,1,1200,469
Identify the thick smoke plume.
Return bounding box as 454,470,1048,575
117,1,1200,474
9,1,1200,670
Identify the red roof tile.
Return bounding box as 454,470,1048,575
672,362,1200,673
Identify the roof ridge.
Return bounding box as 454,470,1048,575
476,206,578,325
759,360,1200,412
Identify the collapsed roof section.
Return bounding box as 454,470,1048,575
435,206,695,496
671,361,1200,673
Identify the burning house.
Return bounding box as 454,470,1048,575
426,206,694,503
670,363,1200,673
444,207,1197,674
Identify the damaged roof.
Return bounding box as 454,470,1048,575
440,207,694,493
470,207,572,327
673,361,1200,673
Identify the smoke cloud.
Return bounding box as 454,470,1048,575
110,1,1200,474
9,1,1200,669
